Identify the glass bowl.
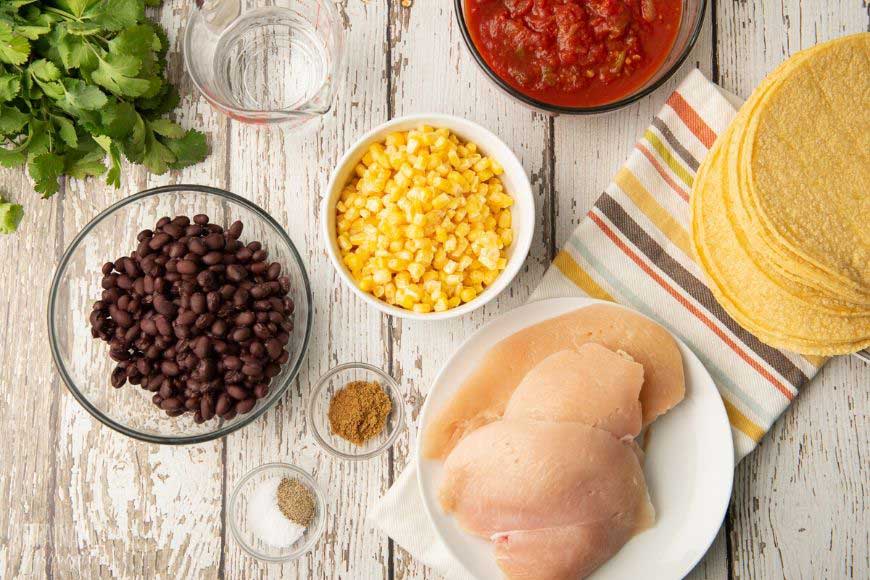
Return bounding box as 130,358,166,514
183,0,346,127
47,185,313,444
454,0,707,114
308,363,405,460
228,462,326,561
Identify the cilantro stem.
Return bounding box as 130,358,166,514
42,6,80,22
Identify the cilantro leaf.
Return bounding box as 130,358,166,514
28,152,65,197
29,58,61,81
56,0,100,19
58,78,107,111
94,134,121,186
57,28,99,71
0,104,28,135
0,195,24,234
92,52,151,97
140,127,175,174
90,0,145,32
53,114,78,148
0,147,26,168
64,144,106,178
0,72,21,101
164,129,208,170
148,118,185,139
0,21,30,65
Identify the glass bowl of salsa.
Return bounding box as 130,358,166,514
456,0,706,113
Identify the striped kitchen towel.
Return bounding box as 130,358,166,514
529,68,822,461
369,69,822,580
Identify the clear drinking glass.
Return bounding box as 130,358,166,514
184,0,345,126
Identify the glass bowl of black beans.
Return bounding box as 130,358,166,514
48,185,313,444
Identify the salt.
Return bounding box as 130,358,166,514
247,476,306,547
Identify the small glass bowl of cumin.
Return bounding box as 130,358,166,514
308,362,405,461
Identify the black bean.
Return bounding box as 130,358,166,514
111,366,127,388
236,399,256,415
232,327,252,342
168,242,186,258
202,251,223,266
226,264,247,282
254,384,270,399
176,309,197,326
233,287,250,307
227,220,243,239
204,232,225,250
206,291,221,313
149,232,172,250
252,249,268,262
235,311,255,326
194,336,211,359
153,295,176,317
265,362,282,378
265,338,283,360
215,393,231,416
155,316,172,337
177,259,198,275
235,247,253,262
226,385,248,400
161,397,182,411
163,223,182,239
137,229,153,242
193,214,209,225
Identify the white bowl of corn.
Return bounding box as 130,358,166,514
322,114,534,320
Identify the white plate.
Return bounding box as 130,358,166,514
417,297,734,580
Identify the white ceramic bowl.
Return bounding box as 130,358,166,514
322,114,535,320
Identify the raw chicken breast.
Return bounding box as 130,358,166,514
423,304,685,460
504,345,644,439
493,519,641,580
438,420,654,538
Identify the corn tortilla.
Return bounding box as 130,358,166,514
735,34,870,303
691,128,870,355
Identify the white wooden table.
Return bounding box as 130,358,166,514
1,1,867,578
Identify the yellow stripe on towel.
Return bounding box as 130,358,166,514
614,168,694,260
553,251,614,301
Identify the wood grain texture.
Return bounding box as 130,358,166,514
0,0,867,579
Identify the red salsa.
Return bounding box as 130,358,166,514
465,0,682,107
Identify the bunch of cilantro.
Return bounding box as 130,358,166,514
0,0,209,232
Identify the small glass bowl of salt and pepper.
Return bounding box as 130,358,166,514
308,362,405,460
228,463,326,561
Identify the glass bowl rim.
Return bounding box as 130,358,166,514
227,462,327,562
47,184,314,445
453,0,708,115
307,362,405,461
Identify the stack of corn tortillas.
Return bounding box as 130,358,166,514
691,33,870,355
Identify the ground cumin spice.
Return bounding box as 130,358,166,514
276,477,315,527
327,380,392,445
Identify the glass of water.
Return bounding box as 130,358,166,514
184,0,345,126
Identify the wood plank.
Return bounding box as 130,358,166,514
49,1,228,576
387,3,551,579
729,359,869,579
0,170,63,578
221,0,393,577
716,1,868,578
